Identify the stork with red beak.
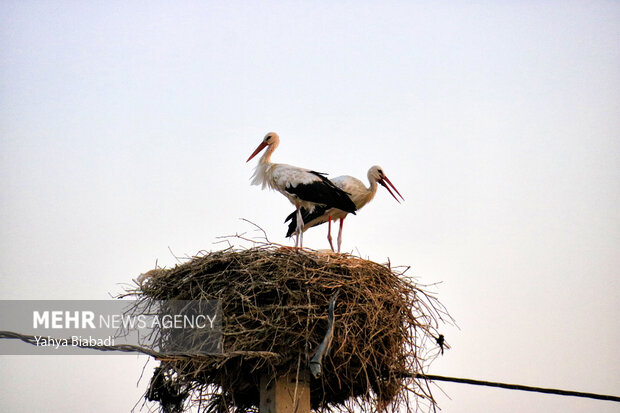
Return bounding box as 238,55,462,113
285,166,404,252
246,132,357,248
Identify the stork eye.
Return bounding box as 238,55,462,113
378,169,383,174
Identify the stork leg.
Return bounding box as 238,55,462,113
327,216,335,252
295,206,304,248
337,217,345,253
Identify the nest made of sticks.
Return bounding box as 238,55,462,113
126,239,450,413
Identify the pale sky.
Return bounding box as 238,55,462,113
1,1,619,412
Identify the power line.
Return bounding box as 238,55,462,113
413,373,620,403
1,330,619,403
0,330,281,360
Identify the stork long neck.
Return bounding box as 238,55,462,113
251,142,278,188
368,178,379,197
259,142,277,165
358,176,379,208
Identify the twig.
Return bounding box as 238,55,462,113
239,218,271,244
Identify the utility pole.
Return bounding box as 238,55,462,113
259,371,310,413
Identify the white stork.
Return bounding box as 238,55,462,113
285,166,404,252
246,132,357,248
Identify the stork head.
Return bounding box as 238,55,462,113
246,132,280,162
368,165,404,203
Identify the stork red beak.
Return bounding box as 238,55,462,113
246,141,268,162
379,176,405,203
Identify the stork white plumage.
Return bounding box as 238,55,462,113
246,132,357,248
285,166,404,252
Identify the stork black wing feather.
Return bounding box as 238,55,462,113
284,171,357,214
284,211,296,223
285,205,330,237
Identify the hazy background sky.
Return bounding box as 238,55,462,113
1,1,619,412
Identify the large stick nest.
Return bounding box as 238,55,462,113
127,239,450,412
